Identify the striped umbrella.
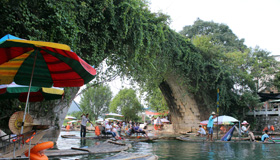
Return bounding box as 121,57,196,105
0,82,64,102
0,34,97,135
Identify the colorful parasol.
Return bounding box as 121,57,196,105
65,116,77,120
0,82,64,102
0,34,96,87
105,113,124,117
213,115,239,125
0,34,97,135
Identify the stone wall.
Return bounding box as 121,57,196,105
159,75,210,133
30,87,79,141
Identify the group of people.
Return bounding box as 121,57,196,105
196,112,276,143
80,113,149,140
241,120,275,143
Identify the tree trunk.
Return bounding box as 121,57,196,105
159,75,209,133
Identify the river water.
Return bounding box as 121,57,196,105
49,131,280,160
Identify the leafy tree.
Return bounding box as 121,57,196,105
145,88,168,113
79,83,112,120
180,18,247,52
274,71,280,90
248,47,279,92
70,111,83,120
109,88,142,121
1,0,278,130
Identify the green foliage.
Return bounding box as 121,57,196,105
180,18,247,52
109,88,142,121
79,83,112,120
70,111,83,120
145,88,168,113
274,72,280,90
248,47,278,92
184,21,278,118
0,0,278,121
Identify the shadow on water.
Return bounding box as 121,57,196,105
50,131,280,160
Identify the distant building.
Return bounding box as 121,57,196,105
67,101,81,114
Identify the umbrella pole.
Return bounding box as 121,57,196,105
20,51,38,135
217,117,218,139
238,121,241,141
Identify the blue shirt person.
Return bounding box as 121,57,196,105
207,112,217,141
261,130,275,143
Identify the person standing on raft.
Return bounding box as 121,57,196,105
80,113,93,137
207,112,217,141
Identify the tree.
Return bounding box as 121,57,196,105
180,18,247,52
274,71,280,90
1,0,278,132
248,47,279,92
109,88,142,121
79,83,112,120
145,88,168,113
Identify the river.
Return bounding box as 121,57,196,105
49,131,280,160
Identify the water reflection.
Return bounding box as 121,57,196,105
51,131,280,160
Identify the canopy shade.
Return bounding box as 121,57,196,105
65,116,77,120
145,110,169,116
0,34,97,87
213,115,239,125
67,120,77,124
0,82,64,102
105,113,124,117
105,118,122,121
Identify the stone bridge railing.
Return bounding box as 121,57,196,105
246,106,280,117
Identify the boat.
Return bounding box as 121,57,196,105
176,136,280,144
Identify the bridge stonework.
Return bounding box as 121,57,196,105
29,87,79,142
160,76,209,133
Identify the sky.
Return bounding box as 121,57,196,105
75,0,280,103
149,0,280,56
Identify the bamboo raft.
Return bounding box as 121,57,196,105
61,134,160,142
103,151,158,160
176,136,280,144
70,140,131,154
44,140,131,157
61,135,110,139
124,136,159,142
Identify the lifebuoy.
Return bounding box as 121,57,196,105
30,141,54,153
24,152,48,160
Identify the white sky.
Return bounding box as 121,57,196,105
75,0,280,103
148,0,280,55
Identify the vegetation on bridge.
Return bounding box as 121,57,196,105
0,0,279,130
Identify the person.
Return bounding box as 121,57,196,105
126,123,134,136
196,125,206,137
241,120,255,141
143,121,148,130
116,122,122,136
261,130,275,143
154,117,162,130
95,122,101,139
112,124,121,139
134,123,149,138
105,122,118,139
220,126,227,134
122,121,126,130
207,112,217,141
80,113,93,137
